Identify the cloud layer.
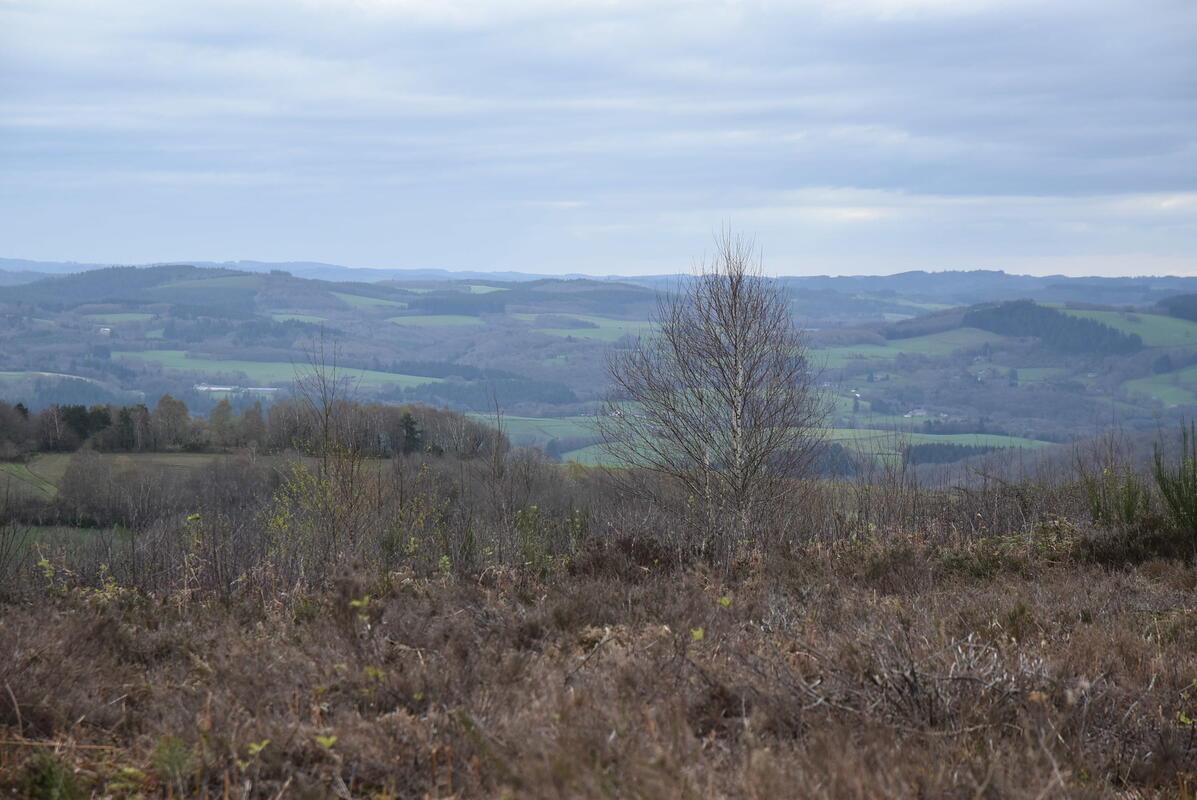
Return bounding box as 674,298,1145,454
2,0,1194,275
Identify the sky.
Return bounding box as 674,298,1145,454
1,0,1195,277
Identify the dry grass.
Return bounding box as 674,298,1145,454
2,541,1196,798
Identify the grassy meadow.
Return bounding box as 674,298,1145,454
112,350,441,389
331,291,408,308
387,314,486,327
1062,309,1197,347
82,313,156,324
815,328,1014,368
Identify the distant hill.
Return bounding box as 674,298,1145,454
0,268,50,286
8,257,1197,307
0,257,593,283
7,261,1197,464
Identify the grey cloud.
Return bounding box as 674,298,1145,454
0,0,1193,273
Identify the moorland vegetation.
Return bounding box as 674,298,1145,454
3,252,1197,797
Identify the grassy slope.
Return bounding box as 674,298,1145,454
0,370,101,384
814,328,1014,368
388,315,485,327
1062,309,1197,347
113,350,440,388
1124,367,1197,406
512,313,656,341
332,291,408,308
0,462,58,499
82,312,155,323
483,415,596,444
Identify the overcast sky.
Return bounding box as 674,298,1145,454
1,0,1194,276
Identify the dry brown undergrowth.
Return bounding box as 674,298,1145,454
2,546,1196,798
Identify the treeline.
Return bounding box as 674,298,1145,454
962,300,1142,355
903,442,999,465
0,396,503,460
384,360,522,381
3,265,244,308
1157,293,1197,323
403,296,506,315
391,377,579,410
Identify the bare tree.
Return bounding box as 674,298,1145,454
598,232,824,554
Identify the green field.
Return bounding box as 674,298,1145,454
332,291,408,309
1,452,248,502
113,350,440,389
0,461,58,499
0,370,100,385
1062,309,1197,347
512,313,655,342
1123,369,1197,407
815,328,1013,368
83,312,155,323
824,428,1052,451
467,285,508,294
272,313,327,323
558,427,1052,466
145,328,165,339
477,415,596,445
388,315,485,327
854,294,953,312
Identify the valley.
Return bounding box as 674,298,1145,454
5,262,1197,469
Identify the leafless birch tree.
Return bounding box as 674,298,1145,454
598,233,824,554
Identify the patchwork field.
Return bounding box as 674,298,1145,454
113,350,440,389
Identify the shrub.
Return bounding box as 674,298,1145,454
20,753,82,800
1082,466,1150,529
1153,421,1197,555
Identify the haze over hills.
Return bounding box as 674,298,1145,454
7,256,1197,303
0,257,596,284
6,261,1197,468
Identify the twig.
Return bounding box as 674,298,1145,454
565,632,612,681
270,776,293,800
0,738,119,751
4,683,21,734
